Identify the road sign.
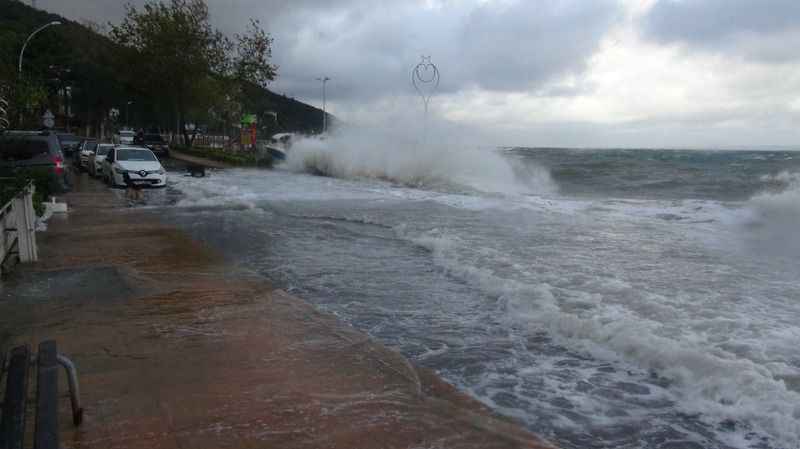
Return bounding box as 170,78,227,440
42,110,55,129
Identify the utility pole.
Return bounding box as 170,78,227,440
316,76,330,134
65,86,72,133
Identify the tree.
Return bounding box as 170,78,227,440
232,19,277,90
110,0,227,143
109,0,278,146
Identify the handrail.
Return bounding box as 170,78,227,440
0,179,38,269
0,180,34,219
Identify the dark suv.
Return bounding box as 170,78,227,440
133,133,169,158
0,131,69,193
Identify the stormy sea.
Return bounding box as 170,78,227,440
158,137,800,449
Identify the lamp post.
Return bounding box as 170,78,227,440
126,101,134,128
315,76,330,133
18,21,61,75
65,85,72,132
18,21,60,127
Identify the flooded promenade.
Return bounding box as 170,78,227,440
0,175,550,449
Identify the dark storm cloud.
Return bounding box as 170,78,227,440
642,0,800,62
459,1,618,91
261,0,621,102
35,0,620,103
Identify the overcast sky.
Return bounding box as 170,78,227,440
34,0,800,148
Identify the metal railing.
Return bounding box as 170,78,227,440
161,132,231,149
0,87,9,131
1,341,83,449
0,181,38,272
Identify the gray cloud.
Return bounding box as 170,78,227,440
642,0,800,62
459,1,618,91
35,0,620,104
36,0,143,27
262,0,620,104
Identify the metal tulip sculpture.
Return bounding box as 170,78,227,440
412,56,440,143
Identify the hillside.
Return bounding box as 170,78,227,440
0,0,331,136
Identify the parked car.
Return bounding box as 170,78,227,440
0,130,69,193
102,146,166,188
113,129,135,145
56,133,81,156
89,143,114,177
74,139,97,171
133,133,169,158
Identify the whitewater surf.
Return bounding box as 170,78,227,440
163,145,800,449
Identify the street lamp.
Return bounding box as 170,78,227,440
126,101,134,128
315,76,330,134
18,21,61,75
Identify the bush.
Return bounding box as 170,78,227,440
0,169,50,216
172,144,273,168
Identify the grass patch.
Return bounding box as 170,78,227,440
173,145,273,168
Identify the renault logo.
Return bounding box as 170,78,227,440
139,170,147,177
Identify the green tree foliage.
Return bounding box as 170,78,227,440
109,0,279,144
0,0,125,131
0,0,326,139
232,19,277,89
109,0,227,142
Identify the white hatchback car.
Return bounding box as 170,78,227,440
103,146,167,188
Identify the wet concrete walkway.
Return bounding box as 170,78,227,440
0,172,552,449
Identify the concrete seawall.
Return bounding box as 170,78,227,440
0,175,553,449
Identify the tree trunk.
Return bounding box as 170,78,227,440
178,88,191,148
174,97,181,146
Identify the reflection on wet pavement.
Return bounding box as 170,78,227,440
0,174,551,449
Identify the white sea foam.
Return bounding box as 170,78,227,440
734,171,800,256
168,158,800,449
397,225,800,449
283,125,554,196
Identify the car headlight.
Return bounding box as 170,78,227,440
156,169,165,175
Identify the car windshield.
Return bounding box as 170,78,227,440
117,149,156,161
96,146,113,156
120,131,135,137
84,142,98,152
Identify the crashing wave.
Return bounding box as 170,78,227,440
284,125,554,195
